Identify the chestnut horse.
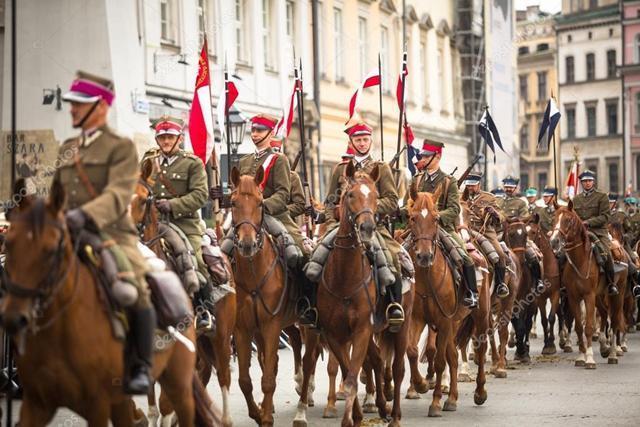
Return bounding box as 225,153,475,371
405,188,490,417
550,203,626,368
295,162,409,426
229,166,298,426
527,216,561,354
0,180,218,426
131,160,236,426
608,221,636,353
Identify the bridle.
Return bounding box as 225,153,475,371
335,180,377,249
505,220,527,253
231,192,266,257
136,178,156,237
553,211,594,280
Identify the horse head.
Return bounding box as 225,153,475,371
550,201,587,251
340,161,379,245
130,158,158,237
408,180,442,268
1,178,70,336
230,166,266,258
504,217,527,251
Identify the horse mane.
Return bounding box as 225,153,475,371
236,175,263,197
609,221,625,242
15,196,46,238
556,206,589,244
409,191,439,215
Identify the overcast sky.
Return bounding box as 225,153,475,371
515,0,561,14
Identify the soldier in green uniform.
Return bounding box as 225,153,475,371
407,139,478,307
626,197,640,247
270,138,306,221
462,172,510,298
140,116,214,331
58,71,153,394
492,187,506,208
307,122,406,327
536,186,558,235
525,187,538,214
572,170,619,295
609,194,640,298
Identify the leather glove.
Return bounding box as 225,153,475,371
219,194,232,209
315,212,326,224
209,185,224,201
156,199,172,214
485,206,498,219
65,208,87,235
304,205,317,219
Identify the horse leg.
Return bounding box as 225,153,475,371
390,325,409,426
406,315,428,397
428,325,450,417
488,317,500,374
324,346,340,419
258,322,281,426
342,328,370,427
212,328,233,427
294,332,320,427
85,401,112,427
547,288,560,354
111,400,137,427
584,293,597,369
235,328,261,423
146,383,160,426
443,335,459,412
17,395,56,427
425,327,437,389
285,325,304,395
538,301,550,354
496,305,509,378
325,337,356,427
596,299,611,359
568,294,586,366
365,340,388,420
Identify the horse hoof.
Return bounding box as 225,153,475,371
564,345,573,353
616,347,624,357
363,403,377,414
443,400,457,412
359,370,367,385
585,362,596,370
292,419,308,427
508,339,516,348
622,344,628,352
474,390,488,405
530,332,538,339
388,420,401,427
322,407,338,419
336,391,346,401
574,359,585,367
442,385,450,394
517,354,531,364
494,369,507,379
428,380,436,390
384,387,395,402
592,333,599,341
428,404,442,418
608,358,618,365
414,380,429,394
458,372,474,382
405,388,421,400
600,349,610,359
308,396,314,408
542,345,557,355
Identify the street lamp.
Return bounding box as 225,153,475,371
227,106,246,167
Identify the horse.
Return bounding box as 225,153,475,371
295,162,409,427
229,166,299,426
550,202,626,368
0,179,218,426
131,159,236,426
527,215,561,354
404,187,490,417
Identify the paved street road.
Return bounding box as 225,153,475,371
4,320,640,426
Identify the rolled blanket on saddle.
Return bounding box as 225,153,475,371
157,222,200,296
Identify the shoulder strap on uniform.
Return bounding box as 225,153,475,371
259,153,279,191
441,176,452,208
154,156,179,197
72,139,98,199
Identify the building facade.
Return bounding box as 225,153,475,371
622,0,640,190
556,0,623,194
516,5,559,191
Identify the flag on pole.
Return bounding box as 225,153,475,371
478,109,505,162
347,68,381,123
565,159,580,199
537,97,561,147
396,53,408,110
189,41,215,164
215,72,239,142
275,77,299,139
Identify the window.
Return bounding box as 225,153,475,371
333,7,343,81
160,0,176,44
437,40,444,105
586,104,597,136
518,46,530,55
538,172,548,191
590,0,598,9
635,92,640,133
585,161,598,181
607,49,617,77
317,2,324,75
197,0,216,57
588,31,592,40
586,53,595,81
235,0,250,63
568,35,572,42
286,1,295,39
197,0,206,48
566,105,576,138
608,162,619,193
262,0,275,69
519,75,528,102
537,72,547,100
606,100,618,135
537,43,549,51
520,174,530,191
566,56,575,83
520,123,529,152
358,17,368,80
381,26,390,92
635,34,640,63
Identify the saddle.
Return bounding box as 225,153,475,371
202,229,230,285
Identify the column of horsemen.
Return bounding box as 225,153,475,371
3,70,640,420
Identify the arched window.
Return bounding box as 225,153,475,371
635,34,640,63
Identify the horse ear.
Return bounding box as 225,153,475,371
47,178,66,214
231,166,241,188
409,180,418,201
345,160,356,180
254,166,265,187
140,158,154,182
568,199,574,211
369,164,380,183
532,212,540,224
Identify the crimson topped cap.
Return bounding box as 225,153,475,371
62,70,115,106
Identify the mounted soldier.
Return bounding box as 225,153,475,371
305,121,408,328
626,197,640,247
536,186,558,235
404,139,478,308
501,175,544,293
461,172,510,298
609,193,640,299
525,187,539,214
55,71,154,394
140,115,215,331
270,137,307,222
572,170,619,296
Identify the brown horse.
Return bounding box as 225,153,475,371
131,159,236,426
527,216,561,354
295,162,406,427
405,188,490,417
608,221,636,352
0,180,218,426
229,166,298,426
550,202,626,368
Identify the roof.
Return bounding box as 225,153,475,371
555,5,619,29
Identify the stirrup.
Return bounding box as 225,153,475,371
195,309,214,332
535,280,545,293
497,283,509,298
463,292,479,309
633,285,640,299
608,284,619,296
299,307,319,328
386,302,405,332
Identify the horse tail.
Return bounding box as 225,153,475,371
455,315,475,348
192,372,222,427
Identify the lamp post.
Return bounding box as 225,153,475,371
227,106,246,169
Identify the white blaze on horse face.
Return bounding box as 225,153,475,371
550,213,563,241
360,184,371,198
517,228,523,235
421,208,429,218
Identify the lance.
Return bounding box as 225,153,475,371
551,90,559,188
224,60,232,186
295,59,314,237
203,34,221,231
378,53,385,161
456,155,483,188
393,51,408,170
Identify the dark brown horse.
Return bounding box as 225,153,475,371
131,159,236,426
550,203,626,368
229,166,298,426
0,180,218,426
405,188,490,417
527,216,561,354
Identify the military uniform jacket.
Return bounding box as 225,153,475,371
463,190,504,233
535,205,555,234
611,209,631,233
573,189,611,239
412,168,460,233
288,170,306,219
501,195,528,219
324,156,398,226
53,126,138,238
629,211,640,243
141,148,208,236
238,149,291,222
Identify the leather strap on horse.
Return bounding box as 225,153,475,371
73,143,98,199
441,176,451,209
